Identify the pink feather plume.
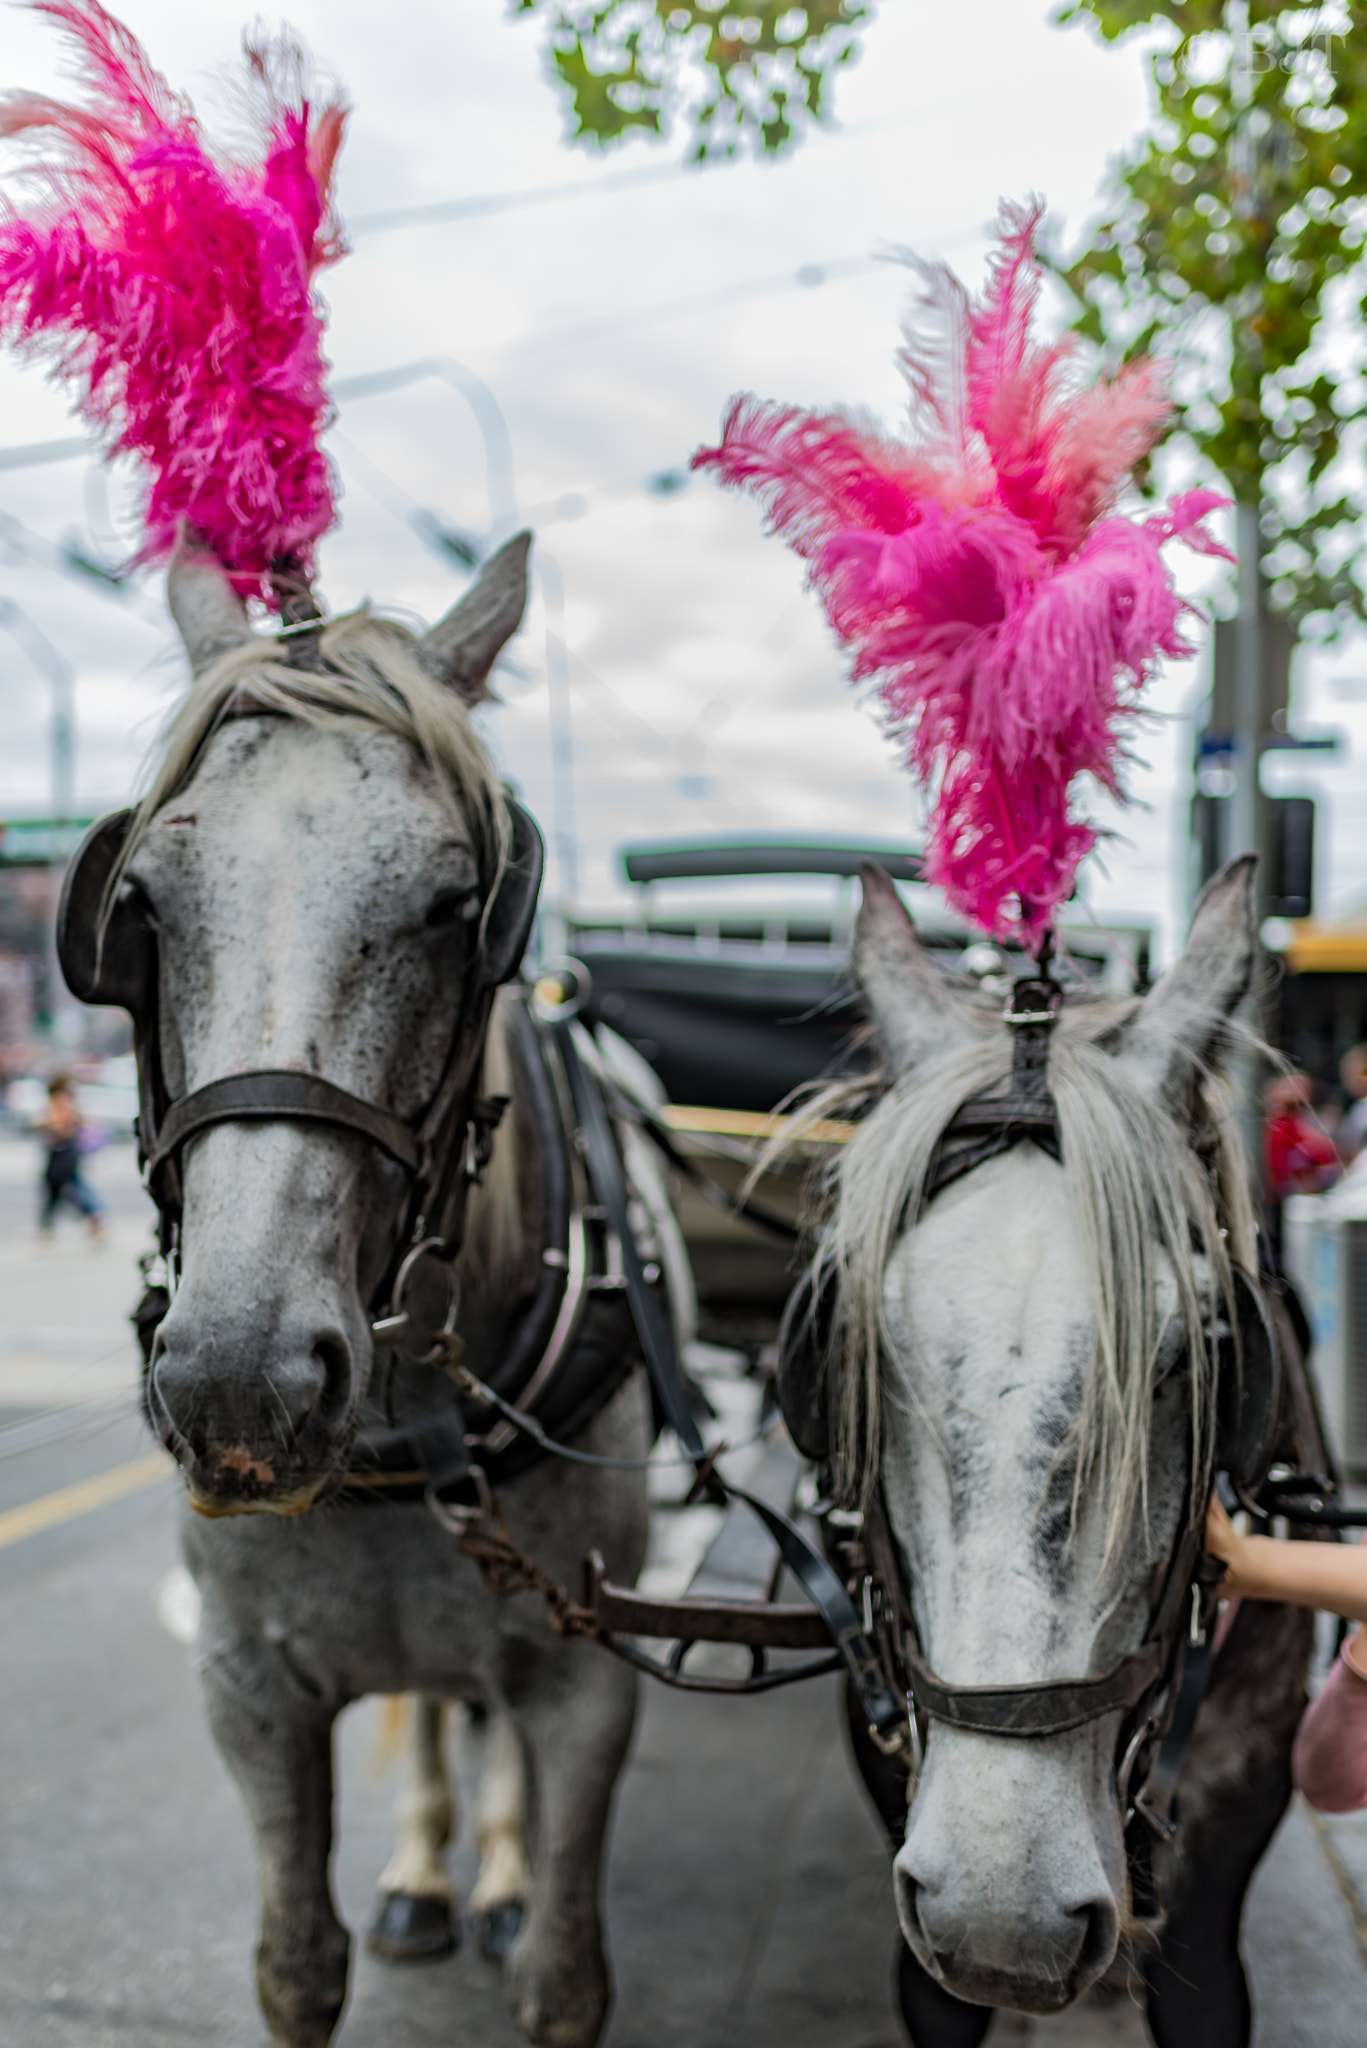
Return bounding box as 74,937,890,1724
693,199,1232,947
0,1,348,608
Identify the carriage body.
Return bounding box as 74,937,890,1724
565,837,1153,1341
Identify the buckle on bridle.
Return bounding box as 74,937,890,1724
1003,935,1062,1110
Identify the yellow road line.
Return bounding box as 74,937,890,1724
0,1451,173,1552
1304,1801,1367,1971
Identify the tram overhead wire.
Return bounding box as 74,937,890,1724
345,101,969,236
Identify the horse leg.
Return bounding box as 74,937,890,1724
199,1635,349,2048
500,1643,639,2048
469,1703,533,1961
897,1947,996,2048
368,1695,460,1962
1142,1754,1292,2048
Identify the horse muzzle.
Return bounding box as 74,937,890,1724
148,1306,359,1511
893,1726,1122,2013
894,1855,1119,2014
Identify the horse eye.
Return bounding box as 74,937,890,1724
424,887,478,930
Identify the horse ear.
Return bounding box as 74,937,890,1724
853,860,980,1072
1112,855,1257,1108
419,531,532,705
168,554,255,676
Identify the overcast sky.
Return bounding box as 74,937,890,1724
2,0,1365,964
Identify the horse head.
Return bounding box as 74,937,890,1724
123,540,533,1513
836,857,1258,2012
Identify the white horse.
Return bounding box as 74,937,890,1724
101,543,652,2048
806,860,1324,2046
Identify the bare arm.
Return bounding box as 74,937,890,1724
1207,1497,1367,1638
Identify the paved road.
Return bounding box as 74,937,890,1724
1,1131,1365,2046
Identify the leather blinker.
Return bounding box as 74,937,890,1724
57,808,155,1019
776,1260,836,1465
59,796,543,1018
479,798,544,989
1213,1265,1280,1494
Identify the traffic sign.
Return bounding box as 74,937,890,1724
0,817,94,864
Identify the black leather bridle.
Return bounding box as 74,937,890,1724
56,782,545,1335
862,961,1255,1848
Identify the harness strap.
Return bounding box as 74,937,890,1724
903,1637,1165,1739
407,1405,473,1503
1130,1552,1229,1838
552,1016,906,1747
147,1069,422,1179
554,1017,708,1463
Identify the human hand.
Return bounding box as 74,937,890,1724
1204,1495,1243,1581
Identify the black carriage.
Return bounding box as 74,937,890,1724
564,836,1153,1341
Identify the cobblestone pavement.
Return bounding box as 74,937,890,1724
0,1133,1364,2046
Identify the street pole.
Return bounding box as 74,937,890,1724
536,550,579,921
1227,1,1263,874
1224,0,1271,1162
1231,497,1262,863
0,599,78,1044
0,599,74,820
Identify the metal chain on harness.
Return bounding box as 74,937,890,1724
452,1514,604,1643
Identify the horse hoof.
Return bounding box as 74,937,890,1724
476,1899,525,1961
366,1891,458,1962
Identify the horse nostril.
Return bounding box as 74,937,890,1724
1071,1895,1119,1982
309,1333,353,1429
150,1350,204,1457
893,1860,931,1954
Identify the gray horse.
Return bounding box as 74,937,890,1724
115,543,650,2048
806,859,1326,2046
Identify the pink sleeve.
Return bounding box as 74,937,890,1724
1293,1645,1367,1814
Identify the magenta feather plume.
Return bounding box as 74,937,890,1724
693,198,1232,947
0,1,348,608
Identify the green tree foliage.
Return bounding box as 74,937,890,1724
515,1,870,159
1057,2,1367,630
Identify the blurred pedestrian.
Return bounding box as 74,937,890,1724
36,1074,105,1241
1264,1072,1340,1201
1262,1071,1339,1255
1338,1043,1367,1163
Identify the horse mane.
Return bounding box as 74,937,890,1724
128,608,508,885
122,608,524,1294
788,993,1258,1553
